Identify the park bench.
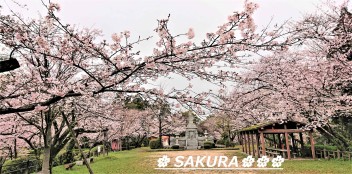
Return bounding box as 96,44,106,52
64,162,76,170
266,151,280,157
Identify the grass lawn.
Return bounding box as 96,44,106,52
53,147,352,174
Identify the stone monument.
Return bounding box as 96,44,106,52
185,113,198,149
170,113,213,149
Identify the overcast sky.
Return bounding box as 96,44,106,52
2,0,350,93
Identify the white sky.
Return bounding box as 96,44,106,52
2,0,350,93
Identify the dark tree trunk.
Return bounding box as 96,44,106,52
159,114,162,148
14,138,17,159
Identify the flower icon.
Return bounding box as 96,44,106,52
272,155,284,168
157,155,170,168
242,155,255,167
257,156,270,167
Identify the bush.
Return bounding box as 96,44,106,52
217,139,234,147
171,145,180,149
204,141,213,149
224,139,231,147
228,142,236,147
306,145,338,151
2,156,41,174
149,139,161,149
60,151,75,164
216,139,225,145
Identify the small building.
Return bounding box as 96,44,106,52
111,139,121,151
238,120,316,160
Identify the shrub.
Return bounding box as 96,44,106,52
306,145,338,151
224,139,231,147
231,142,237,147
204,141,213,149
2,156,41,174
171,145,180,149
60,151,75,164
216,139,224,145
149,139,161,149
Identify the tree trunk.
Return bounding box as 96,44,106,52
41,122,52,174
62,112,94,174
14,138,17,159
159,114,162,148
318,126,349,150
104,131,108,156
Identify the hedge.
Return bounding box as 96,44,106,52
305,145,352,151
149,139,161,149
171,145,180,149
2,156,41,174
203,141,214,149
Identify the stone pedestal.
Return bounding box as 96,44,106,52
170,113,214,149
185,113,198,149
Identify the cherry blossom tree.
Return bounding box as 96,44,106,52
0,1,293,115
224,2,352,149
200,112,239,144
0,1,298,173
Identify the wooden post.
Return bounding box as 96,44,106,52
260,131,266,156
241,132,244,153
278,134,282,149
238,132,242,145
251,132,255,156
284,125,291,160
337,150,340,159
309,131,316,159
256,134,260,157
247,132,251,155
323,141,327,159
273,134,276,148
244,132,248,154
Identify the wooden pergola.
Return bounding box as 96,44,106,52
238,121,316,160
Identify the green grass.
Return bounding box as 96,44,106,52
53,148,156,174
53,147,352,174
280,159,352,174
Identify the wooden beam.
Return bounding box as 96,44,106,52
309,131,316,159
259,129,306,133
251,132,255,156
260,132,266,156
284,125,291,160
